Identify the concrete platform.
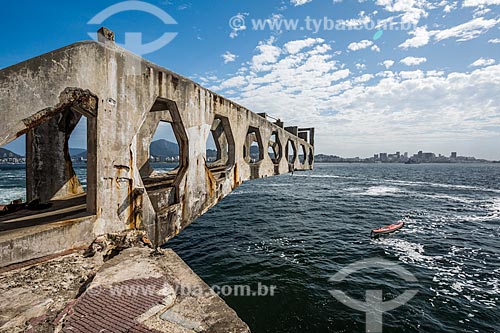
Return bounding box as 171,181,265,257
0,194,89,232
0,246,250,333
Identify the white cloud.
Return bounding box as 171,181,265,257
371,45,381,52
290,0,312,6
470,58,496,67
336,12,372,29
322,64,500,157
354,74,374,83
382,60,395,69
489,38,500,43
399,26,432,49
218,75,247,90
251,38,282,72
400,56,427,66
399,17,500,48
284,38,324,54
374,0,431,25
348,40,373,51
207,36,500,158
434,17,499,42
463,0,500,6
443,3,458,12
222,51,237,64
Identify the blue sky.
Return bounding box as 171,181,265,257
1,0,499,159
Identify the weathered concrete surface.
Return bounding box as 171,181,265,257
0,30,314,266
0,249,103,332
0,194,94,267
0,243,250,333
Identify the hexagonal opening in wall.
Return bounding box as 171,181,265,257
299,144,307,164
206,115,235,171
139,97,188,208
0,89,98,222
286,140,297,164
150,122,180,172
268,131,282,164
244,127,264,164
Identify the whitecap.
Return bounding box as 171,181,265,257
360,186,402,196
0,188,26,205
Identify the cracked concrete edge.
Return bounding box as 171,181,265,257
85,247,251,333
0,242,250,333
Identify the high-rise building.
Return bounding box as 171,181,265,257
451,152,457,158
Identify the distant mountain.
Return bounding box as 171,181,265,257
63,140,222,160
150,139,179,158
69,148,86,157
0,148,22,158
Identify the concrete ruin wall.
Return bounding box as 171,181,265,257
0,37,314,247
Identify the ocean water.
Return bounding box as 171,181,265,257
0,164,87,204
1,163,499,332
166,163,500,333
0,163,174,204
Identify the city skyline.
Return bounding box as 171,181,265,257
316,149,496,162
2,138,497,164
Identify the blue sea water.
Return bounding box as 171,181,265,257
167,163,500,333
0,164,87,204
1,163,499,332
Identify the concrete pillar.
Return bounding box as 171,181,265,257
26,109,84,203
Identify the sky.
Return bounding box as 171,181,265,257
1,0,499,159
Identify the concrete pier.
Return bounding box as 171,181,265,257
0,29,314,266
0,29,314,332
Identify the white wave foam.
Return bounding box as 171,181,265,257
490,198,500,213
293,174,356,179
381,238,499,308
387,179,500,193
0,188,26,205
416,193,475,204
230,190,257,196
361,186,402,196
377,238,439,265
455,198,500,221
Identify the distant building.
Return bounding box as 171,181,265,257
451,152,457,158
374,154,379,160
380,153,388,162
422,152,435,161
